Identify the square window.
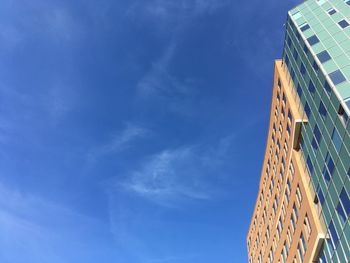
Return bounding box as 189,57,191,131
338,19,349,29
317,50,331,63
307,35,320,46
300,24,310,32
329,70,346,85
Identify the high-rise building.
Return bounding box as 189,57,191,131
247,1,350,262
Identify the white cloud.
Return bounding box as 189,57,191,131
88,124,150,163
137,43,190,97
119,135,236,206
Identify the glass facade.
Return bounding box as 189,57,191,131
283,0,350,261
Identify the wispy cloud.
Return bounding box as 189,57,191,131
137,43,190,98
88,124,150,163
118,134,236,207
127,0,229,25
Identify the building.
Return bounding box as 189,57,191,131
247,0,350,262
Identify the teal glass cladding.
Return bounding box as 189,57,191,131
282,0,350,262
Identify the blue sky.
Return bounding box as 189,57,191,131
0,0,299,262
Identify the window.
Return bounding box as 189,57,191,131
324,80,331,94
300,63,306,75
278,78,281,89
328,8,337,15
311,124,322,150
287,110,292,123
293,203,298,221
338,104,349,124
300,23,310,32
317,186,325,206
328,220,339,249
322,153,334,182
285,54,290,66
293,49,299,61
300,233,307,254
291,214,296,232
338,19,349,29
304,214,311,238
296,185,302,207
304,102,311,118
287,228,292,245
297,244,303,262
287,35,292,47
291,68,296,81
297,84,302,98
307,35,319,46
329,69,346,85
331,128,342,152
285,189,289,204
303,43,309,54
336,188,350,224
346,0,350,6
308,80,315,95
286,123,291,138
319,101,327,119
317,50,331,63
306,155,314,174
282,93,286,105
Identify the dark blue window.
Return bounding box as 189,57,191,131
328,8,337,15
313,60,319,71
291,69,296,81
293,49,299,61
300,63,306,75
331,128,342,152
285,54,290,66
319,101,327,119
300,24,310,32
338,19,349,29
307,35,319,46
306,156,313,174
303,44,309,54
317,186,325,205
337,189,350,224
309,80,315,95
322,153,334,182
340,189,350,215
304,102,311,118
324,81,331,93
328,221,339,249
297,84,302,98
312,125,321,150
287,35,292,47
317,50,331,63
329,69,346,85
